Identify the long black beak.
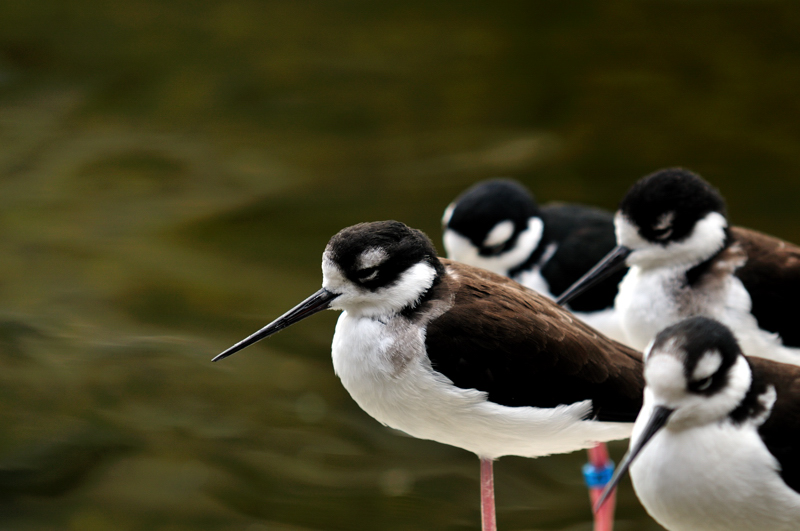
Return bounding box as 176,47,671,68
212,288,339,362
594,405,674,512
556,245,631,306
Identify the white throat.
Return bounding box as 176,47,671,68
617,211,728,271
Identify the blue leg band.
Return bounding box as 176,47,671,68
582,461,615,489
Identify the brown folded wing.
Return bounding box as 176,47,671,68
733,227,800,348
748,356,800,494
423,260,644,422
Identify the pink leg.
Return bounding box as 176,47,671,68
586,443,615,531
480,457,497,531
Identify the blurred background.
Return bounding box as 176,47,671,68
2,1,800,530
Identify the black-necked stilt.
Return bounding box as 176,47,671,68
442,179,628,343
442,179,632,529
213,220,645,531
557,168,800,365
597,316,800,530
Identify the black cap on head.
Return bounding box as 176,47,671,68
620,168,726,244
446,179,540,251
651,316,742,396
328,220,444,291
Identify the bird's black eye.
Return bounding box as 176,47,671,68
358,267,378,283
651,225,673,241
484,242,505,255
651,211,675,241
692,376,713,392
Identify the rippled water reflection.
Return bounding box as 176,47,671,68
3,2,800,529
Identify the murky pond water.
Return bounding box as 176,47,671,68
2,2,800,529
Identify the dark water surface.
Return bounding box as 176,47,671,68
3,2,800,529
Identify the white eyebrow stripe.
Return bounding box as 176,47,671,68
654,210,675,231
483,220,514,247
692,350,723,381
356,247,388,270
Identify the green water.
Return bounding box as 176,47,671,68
2,1,800,529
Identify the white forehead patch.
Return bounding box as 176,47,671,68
483,220,514,248
649,336,682,360
356,247,388,270
442,203,456,226
614,212,645,248
644,354,686,397
653,211,675,240
692,350,723,382
322,251,346,289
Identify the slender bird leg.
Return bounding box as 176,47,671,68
480,457,497,531
585,443,616,531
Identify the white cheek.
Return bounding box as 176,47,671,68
646,354,753,430
326,262,438,318
443,217,543,277
621,212,728,269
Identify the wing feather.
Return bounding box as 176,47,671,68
424,260,644,422
749,356,800,494
733,227,800,347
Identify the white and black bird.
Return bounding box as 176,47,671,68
442,179,628,342
442,178,631,529
213,220,644,531
596,316,800,531
557,168,800,365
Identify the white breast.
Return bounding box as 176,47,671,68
615,266,686,350
616,266,800,364
331,311,633,460
630,400,800,531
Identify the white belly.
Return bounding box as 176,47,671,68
630,402,800,531
616,267,800,364
331,311,633,459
